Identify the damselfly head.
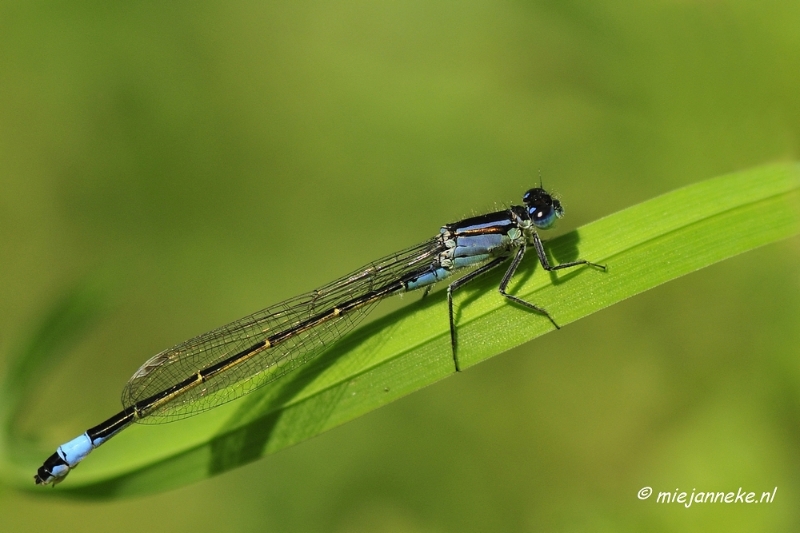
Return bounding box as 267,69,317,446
522,188,563,229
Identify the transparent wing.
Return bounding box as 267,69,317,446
121,237,443,424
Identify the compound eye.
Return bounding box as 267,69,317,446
523,188,562,228
531,206,549,221
531,205,557,228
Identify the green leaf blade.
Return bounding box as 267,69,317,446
3,163,799,498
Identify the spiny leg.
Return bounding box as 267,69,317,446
530,231,607,272
447,256,508,372
497,231,606,329
498,245,560,330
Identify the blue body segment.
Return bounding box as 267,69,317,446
450,230,510,268
58,434,93,466
406,217,514,290
406,267,451,290
453,234,507,258
454,235,505,255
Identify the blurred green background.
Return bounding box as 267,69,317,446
2,1,800,531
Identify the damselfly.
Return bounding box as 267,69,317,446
35,187,605,485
